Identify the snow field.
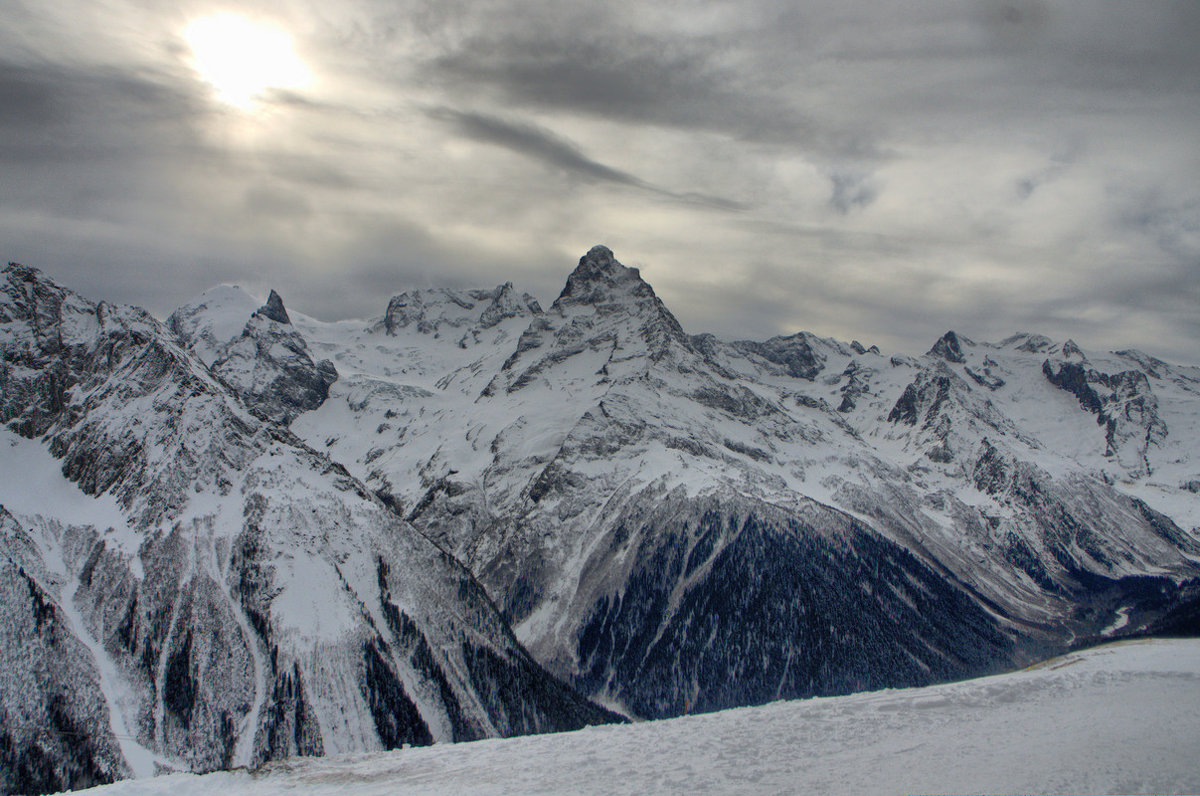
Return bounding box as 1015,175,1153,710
80,639,1200,796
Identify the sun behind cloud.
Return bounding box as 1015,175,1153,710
184,14,309,107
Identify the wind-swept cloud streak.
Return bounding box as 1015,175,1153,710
429,108,745,210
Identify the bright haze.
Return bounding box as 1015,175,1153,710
2,1,1198,362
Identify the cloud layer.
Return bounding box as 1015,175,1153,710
2,0,1198,362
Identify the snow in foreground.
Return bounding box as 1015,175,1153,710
81,639,1200,796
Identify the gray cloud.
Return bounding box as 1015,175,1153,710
431,107,646,187
430,107,744,210
426,36,888,159
826,170,880,214
0,61,206,157
2,0,1199,364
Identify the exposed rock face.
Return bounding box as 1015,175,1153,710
210,313,337,426
928,330,971,363
1042,353,1168,477
888,371,953,427
480,283,541,329
742,333,828,380
256,290,291,325
0,264,619,790
383,284,541,341
835,360,877,413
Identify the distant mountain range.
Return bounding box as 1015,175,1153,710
3,247,1198,792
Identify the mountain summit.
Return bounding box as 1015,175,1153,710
559,245,646,300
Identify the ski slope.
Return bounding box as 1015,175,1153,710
81,639,1200,796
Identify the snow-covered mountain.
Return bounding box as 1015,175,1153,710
166,246,1200,722
0,265,617,795
5,245,1200,792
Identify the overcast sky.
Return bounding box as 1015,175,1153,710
2,1,1198,362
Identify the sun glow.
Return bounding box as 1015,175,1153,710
184,14,309,107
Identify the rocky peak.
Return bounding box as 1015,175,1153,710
928,331,971,363
572,248,689,343
255,289,291,325
3,261,36,285
382,288,470,335
755,334,825,380
383,291,428,335
557,245,654,307
490,247,698,395
479,282,542,329
1059,339,1087,361
550,247,681,334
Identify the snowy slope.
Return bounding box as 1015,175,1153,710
0,264,617,795
78,638,1200,796
166,246,1200,723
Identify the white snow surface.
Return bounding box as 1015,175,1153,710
0,427,143,576
78,638,1200,796
0,427,132,534
167,284,262,367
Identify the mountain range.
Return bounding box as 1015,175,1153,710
2,247,1198,793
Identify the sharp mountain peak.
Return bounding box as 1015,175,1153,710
256,289,291,325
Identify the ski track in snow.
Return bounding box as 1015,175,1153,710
81,639,1200,796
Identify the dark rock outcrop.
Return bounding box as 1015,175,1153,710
928,331,970,363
